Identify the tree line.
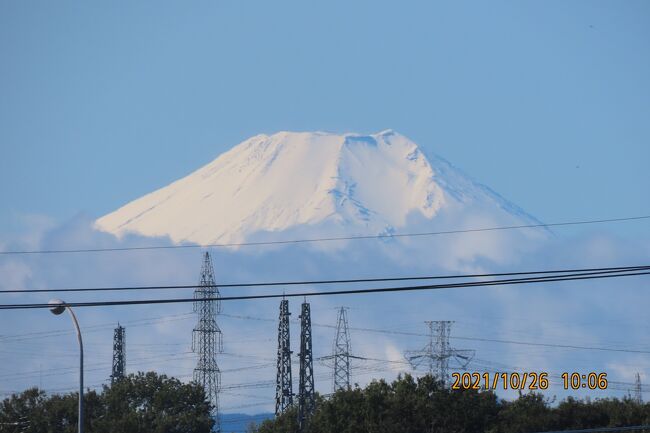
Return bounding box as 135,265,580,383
2,372,649,433
0,372,213,433
254,374,650,433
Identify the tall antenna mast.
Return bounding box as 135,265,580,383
298,300,315,431
110,324,125,383
333,307,351,392
192,252,223,432
275,299,293,415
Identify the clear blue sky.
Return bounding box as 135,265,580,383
1,0,649,235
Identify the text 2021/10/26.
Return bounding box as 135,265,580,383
451,372,608,391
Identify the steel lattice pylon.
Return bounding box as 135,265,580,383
298,301,315,431
434,321,451,384
634,372,643,404
333,307,351,392
275,299,293,415
192,252,223,432
110,324,125,383
405,321,474,388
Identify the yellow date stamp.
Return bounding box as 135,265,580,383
561,372,608,390
452,372,550,390
451,372,608,390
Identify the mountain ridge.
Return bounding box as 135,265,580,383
95,130,542,246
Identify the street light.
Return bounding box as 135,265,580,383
49,299,84,433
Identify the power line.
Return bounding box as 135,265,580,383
5,351,646,398
0,312,194,342
1,215,648,256
3,350,644,403
0,268,647,310
224,312,650,356
349,326,650,356
450,335,650,355
2,265,648,294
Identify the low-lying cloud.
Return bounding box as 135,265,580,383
0,214,648,413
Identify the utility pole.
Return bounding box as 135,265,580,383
110,324,125,383
275,299,293,415
405,321,474,387
192,252,223,432
333,307,351,392
298,300,315,431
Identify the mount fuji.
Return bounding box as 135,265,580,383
95,130,544,250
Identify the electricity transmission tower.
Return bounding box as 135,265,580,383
110,324,125,383
192,252,223,432
298,301,315,432
333,307,351,392
634,373,643,403
275,299,293,415
405,321,474,387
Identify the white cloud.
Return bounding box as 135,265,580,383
0,216,648,411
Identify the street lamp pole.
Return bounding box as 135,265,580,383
49,299,83,433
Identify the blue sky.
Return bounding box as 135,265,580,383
1,0,649,235
1,0,649,415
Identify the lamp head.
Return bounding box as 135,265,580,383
48,299,66,315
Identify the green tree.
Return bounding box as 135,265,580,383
484,392,551,433
252,374,500,433
256,406,298,433
95,372,213,433
0,372,213,433
0,388,48,433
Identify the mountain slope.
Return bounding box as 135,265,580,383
95,130,541,246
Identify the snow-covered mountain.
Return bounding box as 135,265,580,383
95,130,542,246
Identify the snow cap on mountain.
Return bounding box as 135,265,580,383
95,130,540,246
